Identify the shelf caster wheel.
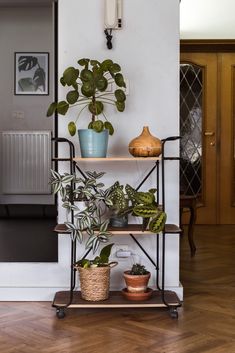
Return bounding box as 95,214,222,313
169,307,178,319
56,308,66,319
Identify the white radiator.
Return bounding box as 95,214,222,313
2,131,51,195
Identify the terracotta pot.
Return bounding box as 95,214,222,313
123,271,151,293
128,126,162,157
122,287,153,301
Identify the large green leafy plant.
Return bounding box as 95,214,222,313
50,170,113,253
47,58,126,136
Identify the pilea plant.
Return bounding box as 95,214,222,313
50,170,113,253
106,182,167,233
47,58,126,136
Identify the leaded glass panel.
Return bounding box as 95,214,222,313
180,63,203,196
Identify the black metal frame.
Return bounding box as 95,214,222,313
52,136,181,318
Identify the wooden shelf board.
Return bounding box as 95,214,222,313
54,223,181,235
53,290,181,308
73,157,161,162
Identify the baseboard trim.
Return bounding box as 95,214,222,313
0,284,183,301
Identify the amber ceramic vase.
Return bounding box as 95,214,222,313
128,126,162,157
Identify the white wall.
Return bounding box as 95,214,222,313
180,0,235,39
0,0,181,301
57,0,182,299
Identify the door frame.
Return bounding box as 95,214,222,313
180,40,235,224
180,39,235,53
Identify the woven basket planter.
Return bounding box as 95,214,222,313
76,262,117,301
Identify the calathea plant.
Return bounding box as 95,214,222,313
107,182,167,233
50,170,113,253
47,58,126,136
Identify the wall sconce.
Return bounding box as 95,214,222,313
104,0,123,49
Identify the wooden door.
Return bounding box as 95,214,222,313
180,53,218,224
180,51,235,224
219,53,235,223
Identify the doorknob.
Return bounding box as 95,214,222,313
210,141,215,146
204,131,215,136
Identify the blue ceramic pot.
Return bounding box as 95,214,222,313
78,129,109,158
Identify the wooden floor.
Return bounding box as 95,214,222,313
1,225,235,353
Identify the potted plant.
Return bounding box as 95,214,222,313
50,169,113,253
122,263,153,301
106,181,167,233
74,243,117,301
47,58,127,157
106,181,130,227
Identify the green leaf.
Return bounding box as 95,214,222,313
88,101,104,115
100,219,109,232
50,169,61,180
95,77,108,91
101,59,113,71
90,60,101,66
63,67,79,86
80,69,94,82
93,120,104,133
68,121,76,136
78,58,90,66
115,101,125,112
109,63,121,74
81,81,95,97
104,121,114,135
99,243,114,263
47,102,57,117
61,174,74,183
66,90,79,104
114,73,126,88
88,121,94,129
114,89,126,102
57,101,69,115
60,77,66,86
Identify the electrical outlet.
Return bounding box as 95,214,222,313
12,111,24,119
115,244,129,252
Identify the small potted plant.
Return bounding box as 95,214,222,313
50,169,113,253
122,263,153,301
74,243,117,301
106,181,167,233
106,181,130,227
47,58,127,157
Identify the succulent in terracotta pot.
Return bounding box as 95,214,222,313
123,263,151,293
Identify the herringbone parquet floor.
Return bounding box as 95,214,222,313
0,225,235,353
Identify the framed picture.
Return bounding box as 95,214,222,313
14,52,49,95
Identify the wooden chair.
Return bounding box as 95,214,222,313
180,194,198,256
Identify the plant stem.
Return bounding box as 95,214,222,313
75,103,89,123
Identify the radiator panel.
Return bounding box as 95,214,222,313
2,131,51,195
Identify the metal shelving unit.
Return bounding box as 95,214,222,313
52,136,182,319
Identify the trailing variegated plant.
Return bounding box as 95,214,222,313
47,58,126,136
50,170,113,253
106,182,167,233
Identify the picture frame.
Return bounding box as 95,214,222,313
14,52,49,95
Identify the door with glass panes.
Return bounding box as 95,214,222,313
180,52,235,224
